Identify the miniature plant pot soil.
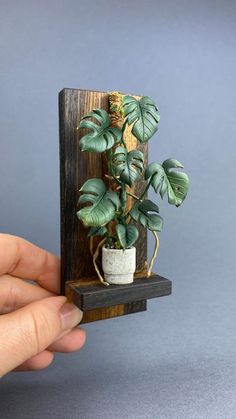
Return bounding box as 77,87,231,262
76,92,190,286
102,246,136,285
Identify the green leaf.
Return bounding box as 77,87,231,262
79,109,122,153
130,199,163,231
116,223,139,249
112,146,144,187
145,159,190,207
88,226,107,237
145,162,165,192
77,179,120,227
123,96,160,143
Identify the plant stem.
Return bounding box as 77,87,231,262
89,237,94,256
127,191,140,201
93,238,109,286
126,177,153,221
147,231,160,277
122,118,128,134
120,183,127,218
112,174,122,186
120,119,128,150
106,149,112,176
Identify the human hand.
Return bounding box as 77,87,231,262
0,234,86,376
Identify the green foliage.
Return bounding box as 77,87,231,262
77,179,120,227
77,94,190,250
145,159,190,207
79,109,122,153
116,223,139,249
130,199,163,231
112,146,144,187
123,96,160,143
88,226,107,237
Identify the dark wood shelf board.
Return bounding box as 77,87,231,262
67,274,172,311
79,300,147,324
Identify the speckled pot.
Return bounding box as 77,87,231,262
102,246,136,285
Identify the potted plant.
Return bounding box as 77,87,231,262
76,92,189,286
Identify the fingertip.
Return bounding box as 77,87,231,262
49,327,86,353
14,350,54,371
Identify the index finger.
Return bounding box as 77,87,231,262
0,234,60,293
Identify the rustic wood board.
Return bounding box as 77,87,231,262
59,88,107,287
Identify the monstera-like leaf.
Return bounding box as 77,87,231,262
112,146,144,187
79,109,122,153
116,223,139,249
145,159,190,207
88,226,107,237
130,199,163,231
123,96,160,143
77,179,120,227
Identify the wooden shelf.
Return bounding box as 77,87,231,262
66,274,172,311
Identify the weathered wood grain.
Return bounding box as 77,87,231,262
59,89,105,288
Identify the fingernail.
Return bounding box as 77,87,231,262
60,303,83,330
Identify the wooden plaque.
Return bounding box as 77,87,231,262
59,88,171,323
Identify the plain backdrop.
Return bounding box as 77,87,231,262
1,1,236,418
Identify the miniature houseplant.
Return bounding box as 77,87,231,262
77,93,189,286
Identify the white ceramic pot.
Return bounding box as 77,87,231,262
102,246,136,285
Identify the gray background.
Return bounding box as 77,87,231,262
0,0,236,418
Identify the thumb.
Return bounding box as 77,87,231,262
0,296,83,376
